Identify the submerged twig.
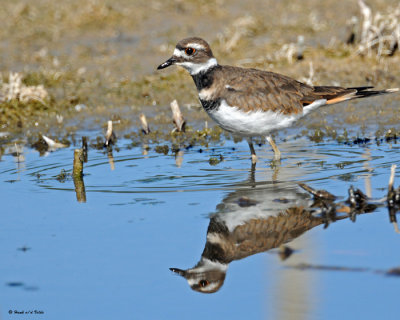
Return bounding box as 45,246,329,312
72,148,86,203
42,135,67,149
104,120,116,147
348,186,368,207
73,149,84,179
319,200,339,229
347,186,372,222
300,177,392,230
139,113,150,135
170,100,186,132
388,164,396,191
299,183,336,200
387,164,397,209
387,164,400,233
12,143,25,163
82,136,88,163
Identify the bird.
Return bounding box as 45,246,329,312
157,37,399,163
169,182,347,293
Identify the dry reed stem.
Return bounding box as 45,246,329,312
104,120,116,146
73,148,84,179
139,113,150,135
170,100,186,132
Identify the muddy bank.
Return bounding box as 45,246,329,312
0,0,399,148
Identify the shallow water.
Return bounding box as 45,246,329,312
1,136,399,319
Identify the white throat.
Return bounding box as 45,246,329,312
177,58,218,75
191,258,228,273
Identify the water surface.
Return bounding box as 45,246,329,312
1,136,399,319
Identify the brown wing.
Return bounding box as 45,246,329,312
219,66,392,114
226,207,324,261
220,66,313,115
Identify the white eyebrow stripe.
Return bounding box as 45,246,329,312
186,43,206,50
173,48,185,57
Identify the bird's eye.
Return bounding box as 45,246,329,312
199,280,209,287
185,47,196,55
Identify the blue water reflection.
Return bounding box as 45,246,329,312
0,138,399,319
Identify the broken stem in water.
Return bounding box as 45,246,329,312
140,113,150,135
104,120,116,147
73,148,86,202
388,164,396,191
170,99,186,132
82,136,88,163
73,149,84,179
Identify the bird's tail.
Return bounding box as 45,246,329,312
349,86,399,98
323,86,399,105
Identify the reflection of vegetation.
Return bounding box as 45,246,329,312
208,155,223,166
154,145,169,155
73,173,87,203
308,128,325,143
337,173,356,182
56,169,68,183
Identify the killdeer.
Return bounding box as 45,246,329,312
169,185,331,293
157,37,399,163
169,179,381,293
169,182,309,293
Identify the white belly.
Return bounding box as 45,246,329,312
206,99,327,136
207,100,297,136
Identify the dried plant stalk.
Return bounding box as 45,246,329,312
170,99,186,132
388,164,397,191
73,149,84,179
0,72,48,103
82,136,88,163
139,113,150,135
355,0,400,57
104,120,116,146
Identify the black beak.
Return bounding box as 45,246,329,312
157,57,176,70
170,267,186,277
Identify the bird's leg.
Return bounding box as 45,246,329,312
247,138,258,164
266,135,281,161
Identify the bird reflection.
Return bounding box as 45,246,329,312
170,169,380,293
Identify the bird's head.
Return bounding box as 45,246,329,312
157,37,218,75
170,258,227,293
